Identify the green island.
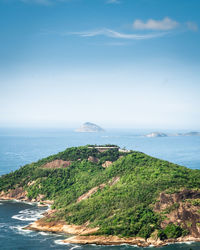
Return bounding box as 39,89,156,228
0,145,200,247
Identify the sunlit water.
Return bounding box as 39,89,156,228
0,128,200,249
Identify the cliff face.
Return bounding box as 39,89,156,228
154,190,200,237
0,188,53,206
0,187,27,201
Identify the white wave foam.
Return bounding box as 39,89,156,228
70,246,81,250
54,240,81,249
0,203,3,205
9,225,32,235
0,223,6,228
39,231,52,236
176,241,194,245
54,240,70,245
185,241,194,244
12,199,35,206
12,208,44,221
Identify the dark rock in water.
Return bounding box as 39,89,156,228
75,122,105,132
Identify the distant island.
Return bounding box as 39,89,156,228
145,132,168,138
1,145,200,247
75,122,105,132
145,131,200,138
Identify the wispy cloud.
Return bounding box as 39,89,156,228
19,0,72,5
133,17,179,31
20,0,52,5
106,0,120,4
70,28,167,40
186,21,198,31
14,0,113,5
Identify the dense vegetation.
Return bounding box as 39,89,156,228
1,145,200,240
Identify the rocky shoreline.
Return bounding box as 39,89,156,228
0,188,53,207
25,215,200,248
1,191,200,248
63,235,200,247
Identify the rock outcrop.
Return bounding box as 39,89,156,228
102,161,113,168
42,159,71,169
154,190,200,237
25,218,99,235
77,184,106,203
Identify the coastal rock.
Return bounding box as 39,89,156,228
62,235,163,247
25,219,99,235
0,188,53,206
0,188,27,201
154,190,200,237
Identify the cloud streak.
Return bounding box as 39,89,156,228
70,28,167,40
15,0,114,5
133,17,179,30
106,0,120,4
20,0,52,5
186,21,198,31
19,0,72,5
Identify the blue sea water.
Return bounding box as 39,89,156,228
0,128,200,250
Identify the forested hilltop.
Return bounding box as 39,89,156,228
1,145,200,245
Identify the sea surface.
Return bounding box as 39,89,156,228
0,128,200,250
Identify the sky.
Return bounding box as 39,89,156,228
0,0,200,129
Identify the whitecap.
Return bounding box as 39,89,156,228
0,223,6,228
39,231,52,236
12,208,44,221
176,241,195,245
0,203,3,205
54,240,70,245
9,225,32,235
54,241,81,249
185,241,195,245
12,199,35,206
70,246,81,250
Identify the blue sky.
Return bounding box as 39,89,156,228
0,0,200,129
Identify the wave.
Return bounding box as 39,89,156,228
39,231,53,236
9,225,33,236
12,208,44,221
54,240,81,249
12,199,35,206
0,203,3,205
0,223,6,228
54,239,70,245
70,246,81,250
176,241,195,245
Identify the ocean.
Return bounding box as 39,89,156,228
0,128,200,250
